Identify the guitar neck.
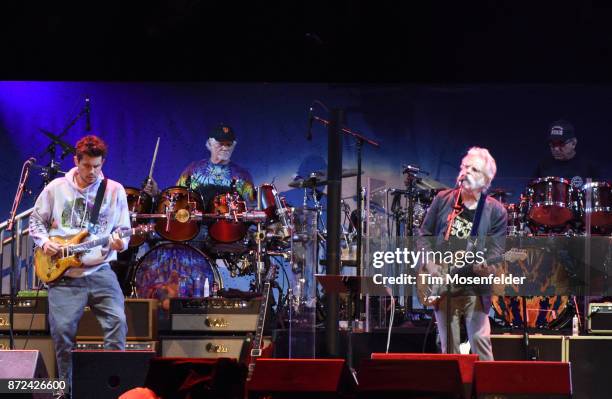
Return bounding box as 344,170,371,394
251,280,271,354
73,228,134,251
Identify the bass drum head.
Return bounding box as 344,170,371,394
134,242,221,310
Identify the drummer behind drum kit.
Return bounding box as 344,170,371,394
116,138,299,311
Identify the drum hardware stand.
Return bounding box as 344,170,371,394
399,165,428,316
583,178,593,331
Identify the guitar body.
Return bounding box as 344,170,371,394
34,230,90,284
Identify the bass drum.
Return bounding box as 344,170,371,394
134,242,222,311
491,246,573,329
125,187,154,247
492,296,572,329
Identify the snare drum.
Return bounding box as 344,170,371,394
209,193,248,243
134,242,221,311
526,177,578,227
582,181,612,227
125,187,154,247
155,187,204,241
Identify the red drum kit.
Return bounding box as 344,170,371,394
491,176,612,330
501,176,612,234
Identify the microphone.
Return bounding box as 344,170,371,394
85,97,91,132
306,106,314,141
457,173,467,187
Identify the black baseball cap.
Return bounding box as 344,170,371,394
548,120,575,143
209,123,236,142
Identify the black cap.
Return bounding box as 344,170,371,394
548,120,575,142
209,123,236,142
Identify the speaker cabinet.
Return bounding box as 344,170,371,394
77,299,157,340
71,350,156,399
0,336,56,378
566,336,612,399
491,334,565,361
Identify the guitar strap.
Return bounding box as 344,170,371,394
469,192,487,238
89,178,107,227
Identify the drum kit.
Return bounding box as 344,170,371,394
491,176,612,330
122,181,297,309
500,176,612,236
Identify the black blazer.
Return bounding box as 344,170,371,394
416,188,508,307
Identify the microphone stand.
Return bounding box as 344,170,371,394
6,159,34,349
311,114,380,322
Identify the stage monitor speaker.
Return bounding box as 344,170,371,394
491,334,565,361
247,358,348,399
371,353,479,398
77,299,157,340
145,357,246,399
0,336,56,378
0,349,48,378
71,350,156,399
566,336,612,399
357,358,464,399
473,361,571,399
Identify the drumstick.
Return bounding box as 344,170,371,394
148,137,160,181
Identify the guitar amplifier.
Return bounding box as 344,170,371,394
170,297,261,332
77,299,158,340
588,302,612,333
160,335,272,359
0,296,48,332
491,334,566,361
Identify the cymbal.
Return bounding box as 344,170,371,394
288,168,365,189
415,177,448,190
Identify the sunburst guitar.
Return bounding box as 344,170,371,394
34,224,154,283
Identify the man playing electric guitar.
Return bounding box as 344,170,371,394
29,135,131,397
416,147,507,361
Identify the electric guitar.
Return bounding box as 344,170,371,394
34,224,154,283
416,247,528,306
245,263,277,382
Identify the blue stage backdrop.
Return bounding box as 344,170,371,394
1,82,611,217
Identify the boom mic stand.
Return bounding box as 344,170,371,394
6,158,35,349
310,112,380,322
